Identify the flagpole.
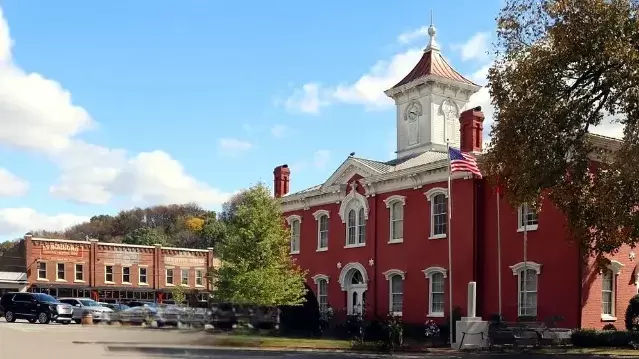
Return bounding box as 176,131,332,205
497,188,502,318
446,141,454,345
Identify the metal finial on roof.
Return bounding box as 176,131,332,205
425,10,439,52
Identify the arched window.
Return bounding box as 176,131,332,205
317,278,328,312
425,188,448,239
389,275,403,315
347,209,357,245
358,207,366,245
423,266,447,317
287,216,301,254
338,186,368,248
602,260,623,319
384,195,406,243
509,261,541,318
517,204,539,232
313,210,330,251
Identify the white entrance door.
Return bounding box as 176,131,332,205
347,285,366,315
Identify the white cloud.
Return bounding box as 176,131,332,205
0,8,233,208
313,150,331,170
0,168,28,197
591,113,625,139
0,208,88,236
284,83,325,114
217,138,253,154
452,31,491,62
397,26,428,45
270,124,290,138
285,49,422,114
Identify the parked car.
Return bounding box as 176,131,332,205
98,302,129,324
209,303,237,329
58,298,113,324
0,292,73,324
126,301,157,308
117,306,159,326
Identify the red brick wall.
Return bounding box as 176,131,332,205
581,245,638,329
26,238,91,286
93,244,155,288
284,176,477,325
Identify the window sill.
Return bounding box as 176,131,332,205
290,251,300,255
428,313,445,318
104,281,115,285
195,284,205,288
138,283,149,286
344,243,366,249
388,239,403,244
428,234,447,240
166,284,175,287
122,282,132,285
316,247,328,252
390,312,403,317
74,280,85,283
37,278,49,282
601,315,617,322
55,279,67,282
517,225,538,232
181,284,190,287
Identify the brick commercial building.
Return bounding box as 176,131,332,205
24,235,217,303
274,25,631,330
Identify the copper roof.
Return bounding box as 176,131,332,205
392,49,477,89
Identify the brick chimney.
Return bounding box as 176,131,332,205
273,164,290,198
459,106,485,153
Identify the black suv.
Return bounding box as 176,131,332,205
0,292,73,324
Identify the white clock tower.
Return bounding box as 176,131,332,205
384,23,481,159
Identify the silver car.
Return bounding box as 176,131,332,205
58,298,113,323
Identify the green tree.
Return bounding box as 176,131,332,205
123,227,168,246
210,184,307,306
485,0,639,255
171,284,186,306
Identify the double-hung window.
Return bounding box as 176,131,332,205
57,263,65,281
75,264,84,281
426,188,448,239
317,278,328,312
105,265,114,283
166,268,174,285
287,215,301,254
318,214,329,250
390,275,403,315
181,269,189,286
37,262,47,280
518,204,539,231
122,266,131,284
384,196,406,243
139,267,148,284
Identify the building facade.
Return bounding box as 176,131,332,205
24,235,217,303
275,25,631,330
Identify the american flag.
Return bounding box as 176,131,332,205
449,147,482,178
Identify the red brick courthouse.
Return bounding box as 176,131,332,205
24,235,216,303
274,25,630,330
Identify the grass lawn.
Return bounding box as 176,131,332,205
205,334,353,350
534,347,639,356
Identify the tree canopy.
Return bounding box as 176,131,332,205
485,0,639,255
32,204,224,249
210,184,307,306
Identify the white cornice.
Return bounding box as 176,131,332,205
385,74,480,100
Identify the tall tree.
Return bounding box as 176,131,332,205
485,0,639,255
211,184,307,306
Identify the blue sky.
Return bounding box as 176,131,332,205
0,0,562,241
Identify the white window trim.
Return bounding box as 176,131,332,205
286,215,302,255
601,260,624,320
425,188,448,240
423,267,447,317
313,210,330,251
313,274,329,312
181,268,190,287
138,266,149,286
165,267,175,286
37,261,48,281
74,263,85,283
104,264,115,284
343,201,367,248
384,195,406,244
384,270,404,316
517,204,539,232
56,262,66,282
195,268,205,287
122,266,131,285
510,261,541,317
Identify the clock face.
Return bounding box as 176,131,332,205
406,102,420,121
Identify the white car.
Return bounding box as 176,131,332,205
58,298,113,323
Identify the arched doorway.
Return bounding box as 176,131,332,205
339,263,368,315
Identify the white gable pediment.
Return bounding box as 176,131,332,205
322,159,380,189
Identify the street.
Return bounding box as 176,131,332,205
0,319,619,359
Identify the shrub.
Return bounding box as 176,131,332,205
571,329,639,347
626,294,639,331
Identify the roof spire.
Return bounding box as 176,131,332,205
425,10,439,52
